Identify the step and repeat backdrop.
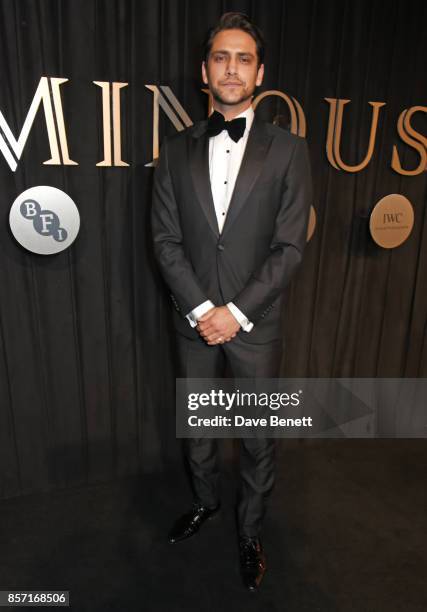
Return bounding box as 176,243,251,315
0,0,425,498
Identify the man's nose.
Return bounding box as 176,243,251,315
226,58,238,75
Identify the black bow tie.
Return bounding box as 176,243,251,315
206,111,246,143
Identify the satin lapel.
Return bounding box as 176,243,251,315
221,116,274,238
189,123,219,238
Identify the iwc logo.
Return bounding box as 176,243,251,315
9,186,80,254
369,194,414,249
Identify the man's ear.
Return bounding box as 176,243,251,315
202,61,208,85
256,63,264,87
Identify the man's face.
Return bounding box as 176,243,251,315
202,29,264,107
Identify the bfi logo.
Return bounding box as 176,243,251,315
0,76,425,174
20,199,68,242
9,186,80,255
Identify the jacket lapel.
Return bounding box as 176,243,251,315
189,115,274,239
221,116,273,238
189,121,219,237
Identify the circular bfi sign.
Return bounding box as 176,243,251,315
9,186,80,255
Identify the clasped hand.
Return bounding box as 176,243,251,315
196,306,240,345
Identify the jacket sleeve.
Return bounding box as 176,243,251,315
232,137,312,322
151,137,209,314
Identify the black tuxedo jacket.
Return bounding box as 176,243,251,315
151,114,312,344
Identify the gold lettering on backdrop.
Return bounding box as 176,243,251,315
307,206,316,242
253,90,306,136
325,99,386,172
0,77,425,175
0,76,76,172
94,81,129,166
94,82,111,165
50,78,78,167
112,83,129,166
145,85,193,166
391,106,427,176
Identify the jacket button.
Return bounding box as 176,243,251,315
217,244,224,251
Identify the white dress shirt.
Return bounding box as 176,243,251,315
186,105,255,333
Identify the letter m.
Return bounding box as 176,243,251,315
0,77,76,172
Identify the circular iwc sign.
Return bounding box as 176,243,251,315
9,186,80,255
369,194,414,249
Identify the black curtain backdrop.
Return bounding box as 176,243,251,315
0,0,426,499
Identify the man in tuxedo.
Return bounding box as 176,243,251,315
151,12,312,591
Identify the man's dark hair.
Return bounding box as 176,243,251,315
203,12,265,68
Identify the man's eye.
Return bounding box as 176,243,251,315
214,55,225,61
240,57,250,63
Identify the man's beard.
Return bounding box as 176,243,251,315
209,82,256,107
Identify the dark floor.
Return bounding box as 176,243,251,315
1,439,427,612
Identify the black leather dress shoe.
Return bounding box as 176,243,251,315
239,536,266,591
168,502,220,544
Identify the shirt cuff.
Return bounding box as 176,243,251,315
186,300,215,328
226,302,254,332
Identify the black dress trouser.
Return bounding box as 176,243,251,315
176,332,282,538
